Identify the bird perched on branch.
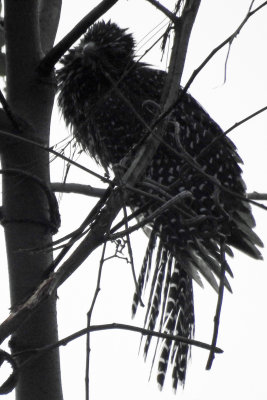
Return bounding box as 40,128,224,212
57,20,263,390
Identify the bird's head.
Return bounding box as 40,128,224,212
81,20,135,71
58,20,135,81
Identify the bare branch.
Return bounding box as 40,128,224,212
248,192,267,201
181,1,267,96
85,243,106,400
16,322,223,371
38,0,119,75
145,0,179,23
0,187,190,343
206,240,227,369
197,105,267,161
46,185,113,274
152,1,267,128
106,191,193,240
122,205,144,306
224,105,267,135
160,0,201,101
51,182,106,197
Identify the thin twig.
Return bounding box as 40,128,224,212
225,105,267,135
122,205,144,307
50,183,267,204
16,321,223,372
197,105,267,161
181,0,267,96
106,191,192,241
86,243,107,400
45,185,113,274
206,239,227,369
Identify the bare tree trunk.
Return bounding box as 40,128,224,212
1,1,63,399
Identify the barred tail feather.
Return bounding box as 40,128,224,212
132,230,157,316
134,234,195,390
143,244,167,356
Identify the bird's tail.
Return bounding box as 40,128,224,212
132,230,195,389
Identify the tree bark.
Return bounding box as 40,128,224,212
1,1,63,399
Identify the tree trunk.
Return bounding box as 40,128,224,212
1,1,63,399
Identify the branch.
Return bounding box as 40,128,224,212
106,191,193,241
206,240,227,369
248,192,267,201
152,1,267,128
16,322,223,371
160,0,201,104
38,0,119,75
181,0,267,96
122,205,144,306
145,0,179,23
225,105,267,135
196,105,267,162
85,243,106,400
44,185,114,274
51,182,106,197
109,0,200,202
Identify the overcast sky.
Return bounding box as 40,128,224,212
1,1,267,399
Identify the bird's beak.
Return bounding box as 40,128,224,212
82,42,98,66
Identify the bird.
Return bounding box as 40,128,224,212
57,20,263,390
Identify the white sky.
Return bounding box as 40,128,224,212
2,1,267,399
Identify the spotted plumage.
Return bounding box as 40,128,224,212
57,20,263,389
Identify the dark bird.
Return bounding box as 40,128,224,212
57,20,263,389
